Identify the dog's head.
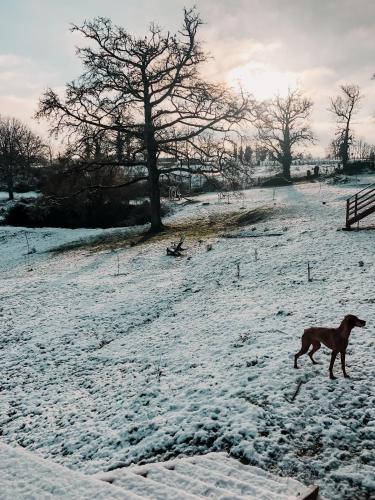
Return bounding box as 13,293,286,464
345,314,366,328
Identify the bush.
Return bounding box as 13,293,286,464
2,164,167,228
260,176,292,187
191,176,225,193
0,162,170,228
344,160,375,175
13,180,39,193
3,198,168,229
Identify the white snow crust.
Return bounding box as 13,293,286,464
0,177,374,499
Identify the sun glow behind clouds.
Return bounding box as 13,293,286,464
227,61,299,100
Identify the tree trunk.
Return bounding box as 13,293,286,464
7,169,14,200
282,159,291,180
342,147,349,173
148,154,164,233
144,104,164,233
282,129,292,180
341,132,350,173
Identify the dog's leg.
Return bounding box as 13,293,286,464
294,355,299,369
329,351,338,379
308,341,321,364
340,351,349,378
294,336,310,369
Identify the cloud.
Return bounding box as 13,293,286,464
227,61,298,99
0,53,62,139
0,0,374,155
202,38,283,82
0,53,59,96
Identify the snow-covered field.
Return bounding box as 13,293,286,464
253,162,338,181
0,177,374,499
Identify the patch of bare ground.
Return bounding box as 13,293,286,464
51,206,273,253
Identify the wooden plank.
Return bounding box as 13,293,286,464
349,189,375,209
347,182,375,200
352,196,375,213
355,187,375,202
299,484,319,500
346,199,350,228
347,204,375,225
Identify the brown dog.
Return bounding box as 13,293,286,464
294,315,366,379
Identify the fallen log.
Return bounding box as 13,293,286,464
166,236,186,257
221,232,283,239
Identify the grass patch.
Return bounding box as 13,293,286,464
50,229,144,254
166,207,272,240
51,206,273,254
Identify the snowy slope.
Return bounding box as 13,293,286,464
0,444,317,499
0,177,374,500
0,441,141,499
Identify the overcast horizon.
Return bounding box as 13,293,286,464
0,0,374,157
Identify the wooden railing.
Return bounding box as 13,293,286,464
346,182,375,228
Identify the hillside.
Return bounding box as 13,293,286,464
0,178,374,499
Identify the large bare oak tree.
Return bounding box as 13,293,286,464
254,89,314,180
37,9,253,232
329,84,361,173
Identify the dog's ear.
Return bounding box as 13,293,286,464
345,315,357,327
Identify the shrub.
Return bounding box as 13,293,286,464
261,176,292,187
3,198,168,229
191,176,225,193
3,163,169,228
345,160,375,175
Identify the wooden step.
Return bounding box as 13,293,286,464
345,182,375,228
97,452,321,499
347,203,375,226
1,443,321,500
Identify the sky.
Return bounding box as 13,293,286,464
0,0,374,156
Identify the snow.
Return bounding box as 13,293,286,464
0,444,314,499
0,441,141,499
96,452,312,499
252,162,338,181
0,191,39,201
0,176,374,500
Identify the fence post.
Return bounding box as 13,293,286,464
346,199,350,228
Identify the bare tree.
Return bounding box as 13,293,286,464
243,144,253,164
329,84,361,173
253,142,268,165
326,137,341,160
162,132,254,191
0,116,46,200
254,89,314,180
37,9,253,232
352,138,373,160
